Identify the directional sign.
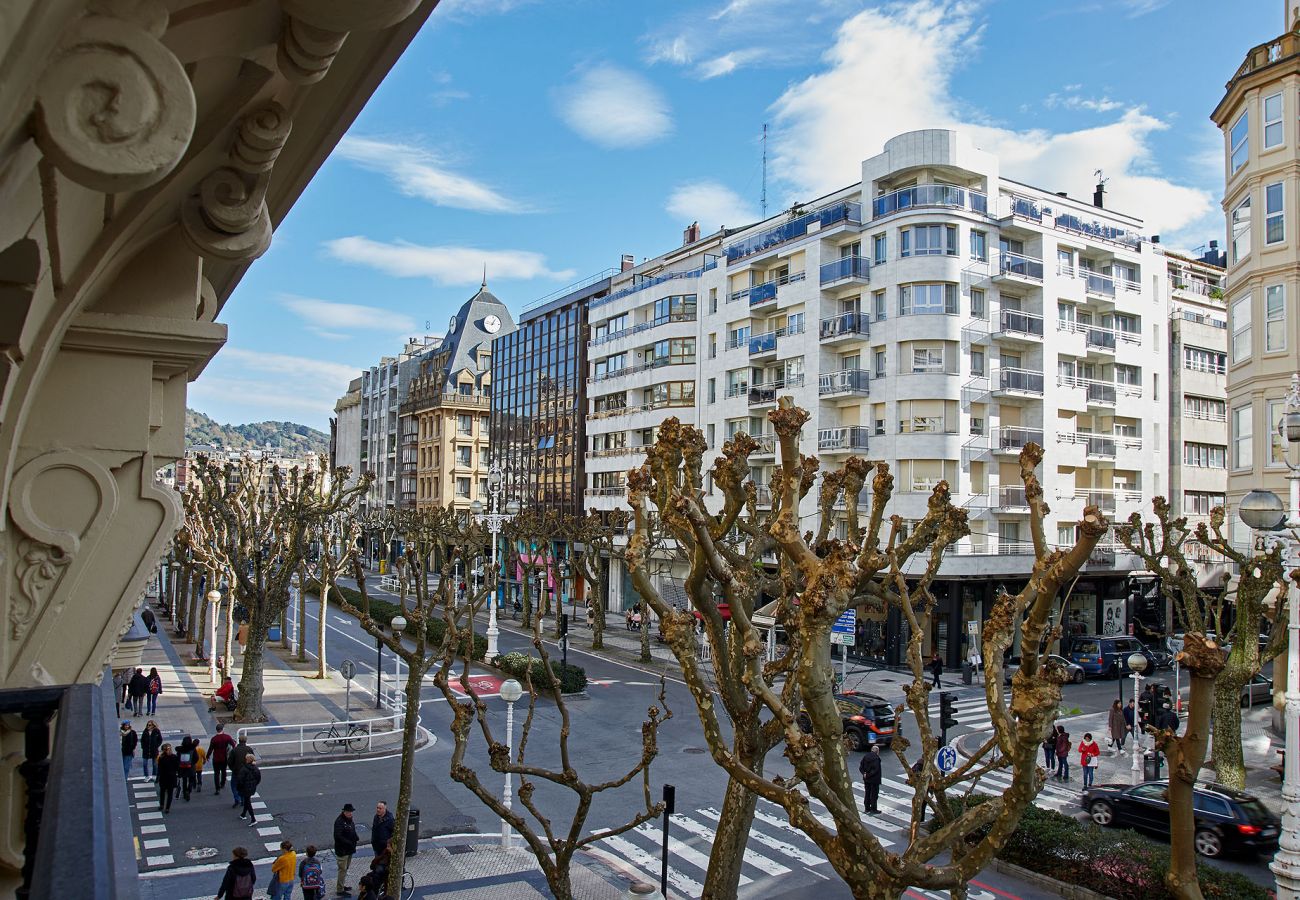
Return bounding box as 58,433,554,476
832,609,856,634
935,745,958,774
340,660,357,681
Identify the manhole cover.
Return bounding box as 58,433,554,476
448,845,474,855
186,847,219,860
683,747,707,754
277,812,316,824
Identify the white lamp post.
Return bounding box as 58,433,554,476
472,464,520,660
1127,651,1148,783
499,677,523,850
207,590,221,685
390,615,407,722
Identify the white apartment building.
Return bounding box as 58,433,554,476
586,129,1173,667
332,376,363,489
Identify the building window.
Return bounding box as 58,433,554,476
970,348,985,376
901,224,957,257
456,477,471,497
1270,398,1289,465
970,288,986,319
899,283,957,315
707,378,716,404
1183,442,1226,468
970,416,984,436
872,233,887,265
458,414,474,434
1267,284,1286,351
1183,346,1226,374
1232,196,1252,262
1230,111,1249,172
873,349,886,377
1267,182,1285,244
1184,491,1226,516
872,290,886,321
912,345,944,373
970,230,987,261
458,446,472,468
1232,295,1252,362
1184,395,1226,421
1264,92,1284,149
1233,405,1253,469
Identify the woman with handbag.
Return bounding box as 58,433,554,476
1078,732,1101,788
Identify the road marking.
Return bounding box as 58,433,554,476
264,841,282,852
257,826,282,836
146,854,174,866
143,839,170,850
632,822,752,886
138,812,163,821
140,825,166,835
670,813,790,876
599,834,703,898
699,807,826,867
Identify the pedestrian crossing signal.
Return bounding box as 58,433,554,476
939,692,958,731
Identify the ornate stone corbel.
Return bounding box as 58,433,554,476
31,1,197,193
180,102,292,262
276,0,424,84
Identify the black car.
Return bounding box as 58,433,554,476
1003,654,1085,685
797,691,896,751
1081,780,1279,858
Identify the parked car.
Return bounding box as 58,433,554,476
1065,635,1155,679
796,691,896,751
1143,642,1174,669
1003,654,1085,685
1081,780,1279,858
1241,673,1273,707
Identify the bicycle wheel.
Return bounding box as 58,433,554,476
346,724,370,752
403,870,415,899
313,728,340,754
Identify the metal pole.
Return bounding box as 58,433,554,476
661,784,675,897
1130,670,1144,783
502,699,515,850
376,634,384,709
209,596,219,686
841,641,848,686
1272,463,1300,896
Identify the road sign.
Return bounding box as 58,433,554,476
936,745,958,773
832,609,856,635
831,631,855,646
341,660,356,681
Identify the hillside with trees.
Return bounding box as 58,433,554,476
186,408,329,456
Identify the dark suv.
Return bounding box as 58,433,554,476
797,691,896,751
1066,635,1155,679
1081,780,1279,858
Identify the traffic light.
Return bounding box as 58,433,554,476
560,613,569,636
939,691,958,732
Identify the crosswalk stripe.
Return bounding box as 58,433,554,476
699,807,826,867
671,813,790,877
802,794,902,844
602,834,703,899
633,822,752,887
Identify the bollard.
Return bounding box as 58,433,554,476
623,883,665,900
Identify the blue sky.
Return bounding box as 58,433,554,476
192,0,1278,431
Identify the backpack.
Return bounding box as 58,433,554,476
178,751,193,769
301,858,324,891
233,870,254,897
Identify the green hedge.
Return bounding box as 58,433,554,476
307,580,486,661
934,796,1268,900
492,651,587,694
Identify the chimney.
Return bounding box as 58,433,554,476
621,254,635,272
1151,235,1160,244
683,221,701,246
1093,178,1106,209
1055,191,1068,198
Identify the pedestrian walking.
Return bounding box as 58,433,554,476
128,667,148,716
208,724,236,795
585,600,595,630
1078,732,1101,789
192,737,207,793
299,845,326,900
141,720,162,779
113,669,129,717
333,803,359,897
371,801,395,855
1124,699,1137,744
156,744,179,813
358,843,390,900
1108,699,1128,754
177,736,196,800
1054,727,1071,782
1041,728,1057,774
859,745,882,814
216,846,257,900
928,652,943,688
1157,702,1180,733
145,666,163,715
236,752,261,825
228,734,253,808
268,840,296,900
120,720,138,780
141,606,157,633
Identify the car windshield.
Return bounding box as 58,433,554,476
1073,641,1100,655
1238,799,1275,824
871,704,895,725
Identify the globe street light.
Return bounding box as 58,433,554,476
499,677,524,850
1127,651,1148,784
473,465,520,659
207,590,221,686
391,615,407,720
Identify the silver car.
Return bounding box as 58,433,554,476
1241,673,1272,707
1004,654,1086,685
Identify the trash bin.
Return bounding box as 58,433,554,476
961,662,973,685
1143,751,1160,782
267,624,281,642
405,807,419,857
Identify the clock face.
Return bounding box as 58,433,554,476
449,315,458,333
484,314,502,334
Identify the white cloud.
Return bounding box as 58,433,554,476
646,34,694,65
555,65,673,149
334,137,519,213
324,237,576,285
1120,0,1171,16
666,181,758,230
1044,92,1124,113
280,294,417,340
190,349,364,426
697,49,764,80
768,0,1213,241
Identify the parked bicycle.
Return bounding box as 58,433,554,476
313,721,369,754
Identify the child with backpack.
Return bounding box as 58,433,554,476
299,845,325,900
216,846,256,900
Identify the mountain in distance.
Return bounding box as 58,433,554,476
186,408,329,457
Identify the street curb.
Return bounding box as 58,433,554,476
254,726,432,768
986,858,1115,900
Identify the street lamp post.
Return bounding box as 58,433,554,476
207,590,221,685
391,615,407,724
499,678,523,850
1127,651,1148,783
471,464,520,661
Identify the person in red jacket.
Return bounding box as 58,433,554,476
208,723,237,795
1078,732,1102,789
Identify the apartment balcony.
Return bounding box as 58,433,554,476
818,368,870,399
747,433,777,457
753,485,773,507
818,426,870,453
990,426,1044,455
819,255,870,287
725,200,862,265
588,355,696,384
730,271,806,309
748,374,805,407
1081,271,1117,300
1086,381,1117,408
993,367,1044,399
585,485,627,497
820,311,870,343
871,184,988,218
589,311,698,348
996,486,1030,511
993,309,1044,345
991,250,1044,284
1070,488,1142,514
1056,431,1118,460
725,382,750,400
748,321,804,359
585,446,650,460
589,397,695,421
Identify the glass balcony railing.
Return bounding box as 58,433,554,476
818,426,870,451
997,486,1029,509
818,369,870,396
1084,434,1117,458
998,309,1044,338
1082,272,1117,298
872,184,986,218
1085,327,1117,351
998,368,1044,395
819,311,869,340
725,201,862,264
819,255,870,284
748,331,778,355
748,374,805,405
1087,382,1117,405
995,251,1044,281
993,426,1043,452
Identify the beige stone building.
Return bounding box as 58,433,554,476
401,286,515,512
0,2,436,894
1213,9,1300,534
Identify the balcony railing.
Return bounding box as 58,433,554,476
820,311,869,340
748,374,805,405
586,446,650,459
725,201,862,264
1174,309,1227,329
997,486,1029,509
997,367,1044,395
748,321,804,355
725,382,749,399
589,311,697,347
818,426,871,452
1070,488,1142,513
872,184,987,218
585,485,627,496
589,261,717,310
1082,271,1116,298
899,416,953,434
1052,214,1143,250
995,250,1044,281
729,270,806,305
990,426,1044,452
589,397,695,420
747,432,777,455
589,354,696,384
818,368,871,396
1184,405,1227,422
819,255,870,285
997,309,1044,338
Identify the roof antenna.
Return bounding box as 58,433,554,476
761,122,768,219
481,263,487,289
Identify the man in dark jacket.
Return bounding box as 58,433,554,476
120,721,138,780
1156,703,1180,733
859,746,883,814
333,803,359,897
371,801,395,855
127,668,149,717
236,752,261,826
208,724,236,794
228,735,253,808
216,846,257,899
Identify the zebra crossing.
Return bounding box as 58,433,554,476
588,761,1081,898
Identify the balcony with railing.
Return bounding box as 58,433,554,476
585,484,628,496
818,426,871,452
725,382,750,399
753,484,773,507
994,309,1044,342
1081,270,1116,298
990,426,1044,454
589,395,695,420
725,200,862,264
585,445,650,459
1069,488,1142,513
820,311,869,342
1174,309,1227,329
746,432,777,456
818,368,870,398
993,250,1044,282
588,354,696,384
748,374,805,406
589,260,717,310
748,321,804,357
995,367,1045,397
872,184,988,218
996,486,1029,510
589,311,697,347
730,270,806,306
819,255,870,286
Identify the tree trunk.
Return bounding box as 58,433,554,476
316,573,330,679
703,775,759,898
542,864,573,900
387,665,424,896
591,581,605,651
1211,676,1247,789
224,591,236,679
189,570,203,648
639,608,651,663
1164,656,1218,899
235,608,272,722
